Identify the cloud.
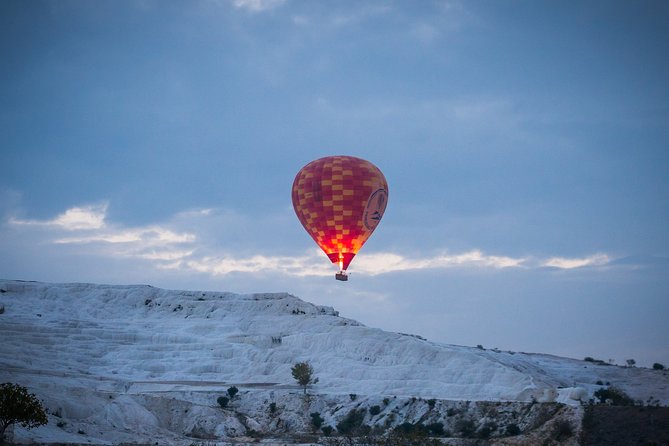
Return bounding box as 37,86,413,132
329,4,392,27
410,23,441,44
354,250,525,275
232,0,286,13
158,248,525,278
10,204,108,230
7,204,196,265
54,227,196,245
542,253,611,269
5,203,615,279
171,250,331,277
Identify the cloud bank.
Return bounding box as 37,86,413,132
3,203,620,279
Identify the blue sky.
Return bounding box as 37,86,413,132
1,0,668,366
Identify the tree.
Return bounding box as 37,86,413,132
0,383,48,445
227,386,238,399
653,363,665,370
291,361,316,394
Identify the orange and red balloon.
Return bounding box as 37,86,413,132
292,156,388,278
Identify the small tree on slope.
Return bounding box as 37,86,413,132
0,383,48,445
291,361,317,394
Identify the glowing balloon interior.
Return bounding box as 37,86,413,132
292,155,388,280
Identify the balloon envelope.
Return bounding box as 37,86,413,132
292,155,388,272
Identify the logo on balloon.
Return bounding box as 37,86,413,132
363,188,388,230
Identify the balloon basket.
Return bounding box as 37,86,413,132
335,271,349,281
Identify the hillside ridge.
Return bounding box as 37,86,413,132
1,280,667,444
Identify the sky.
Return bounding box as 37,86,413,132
1,0,668,367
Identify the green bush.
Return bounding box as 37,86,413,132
310,412,324,429
593,386,634,406
427,398,436,409
269,402,277,414
336,408,366,435
227,386,238,399
369,405,381,416
321,425,333,436
217,396,229,408
653,363,665,370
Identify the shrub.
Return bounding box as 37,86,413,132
227,386,238,399
427,399,436,409
653,363,665,370
216,396,229,408
268,402,276,414
369,405,381,416
455,418,477,438
593,386,634,406
349,393,357,401
0,382,48,442
310,412,324,430
477,422,497,439
394,422,428,438
505,423,521,436
427,422,444,436
552,419,573,441
336,408,366,435
383,398,390,406
321,425,333,436
584,356,595,362
626,359,636,367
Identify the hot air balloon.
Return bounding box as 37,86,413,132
292,155,388,281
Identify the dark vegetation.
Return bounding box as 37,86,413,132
581,405,669,445
226,386,238,399
310,412,324,430
592,386,635,406
291,361,316,394
336,408,367,435
0,383,48,445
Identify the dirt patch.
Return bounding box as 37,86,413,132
581,405,669,446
